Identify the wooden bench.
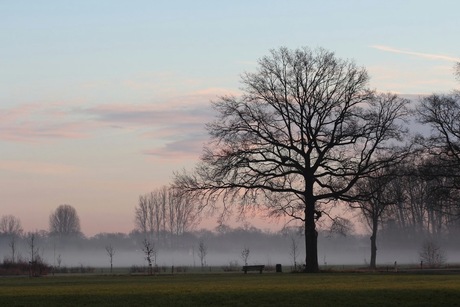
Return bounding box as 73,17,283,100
242,265,265,274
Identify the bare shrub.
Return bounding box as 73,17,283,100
419,240,446,268
198,241,207,269
241,247,250,266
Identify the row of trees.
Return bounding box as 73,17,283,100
134,186,201,243
352,154,460,268
0,205,81,262
133,154,460,270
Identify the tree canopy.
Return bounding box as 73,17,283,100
175,46,410,272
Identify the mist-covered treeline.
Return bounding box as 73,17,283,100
2,219,460,269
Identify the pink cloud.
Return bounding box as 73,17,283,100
0,103,95,143
1,87,235,161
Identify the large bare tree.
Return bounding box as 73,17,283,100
174,47,409,272
49,204,82,236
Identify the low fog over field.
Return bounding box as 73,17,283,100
2,225,459,270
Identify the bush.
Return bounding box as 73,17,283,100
0,258,50,276
419,240,446,268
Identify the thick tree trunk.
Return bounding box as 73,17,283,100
304,197,319,273
369,218,378,269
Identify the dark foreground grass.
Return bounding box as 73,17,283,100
1,272,460,306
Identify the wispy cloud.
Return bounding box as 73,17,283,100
371,45,460,62
0,87,233,161
0,103,95,142
142,133,206,160
0,160,79,175
83,100,214,160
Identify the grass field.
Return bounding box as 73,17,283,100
1,272,460,306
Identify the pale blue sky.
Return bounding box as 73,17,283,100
1,1,459,235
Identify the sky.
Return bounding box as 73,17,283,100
1,1,459,236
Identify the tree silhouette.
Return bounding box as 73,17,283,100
49,204,81,237
174,47,409,272
350,167,402,269
418,92,460,166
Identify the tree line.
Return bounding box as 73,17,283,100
134,186,201,244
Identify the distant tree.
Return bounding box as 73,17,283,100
0,215,23,236
282,226,302,270
0,215,23,263
105,244,115,273
49,204,81,236
141,238,157,275
241,247,250,266
289,235,299,270
198,240,208,269
135,190,162,239
419,240,446,268
174,46,410,272
377,153,460,244
8,237,17,263
135,194,151,235
56,254,62,269
455,62,460,81
135,186,201,243
350,167,401,269
27,232,39,263
168,188,201,237
26,232,49,277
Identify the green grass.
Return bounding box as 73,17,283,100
1,272,460,306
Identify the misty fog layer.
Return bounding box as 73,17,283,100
2,227,459,269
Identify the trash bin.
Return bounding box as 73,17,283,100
276,264,282,273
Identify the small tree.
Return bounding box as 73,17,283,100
8,236,17,263
241,247,250,266
27,232,41,277
28,233,39,263
57,254,62,269
105,244,115,273
142,238,157,275
198,241,208,269
289,235,299,270
419,240,446,268
455,62,460,81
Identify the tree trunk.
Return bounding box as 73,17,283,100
369,217,378,269
304,197,319,273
